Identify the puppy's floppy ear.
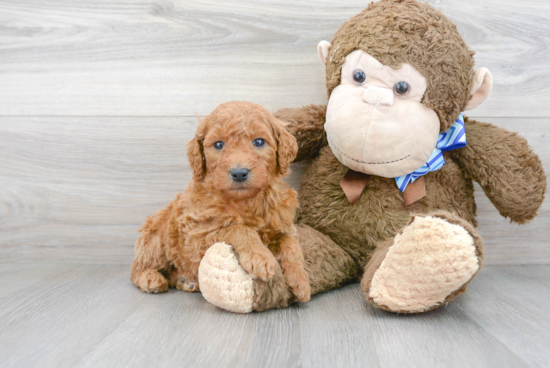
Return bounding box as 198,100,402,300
272,117,298,176
187,116,207,180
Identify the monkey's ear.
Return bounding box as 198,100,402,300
465,68,493,110
317,40,332,66
187,117,207,180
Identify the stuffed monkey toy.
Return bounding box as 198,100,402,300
197,0,546,313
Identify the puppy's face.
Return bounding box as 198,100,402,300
188,102,297,200
204,113,276,199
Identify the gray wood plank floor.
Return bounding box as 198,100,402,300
0,264,548,368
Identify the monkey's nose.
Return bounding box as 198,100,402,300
362,85,394,106
230,168,250,182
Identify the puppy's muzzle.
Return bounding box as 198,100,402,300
230,168,250,183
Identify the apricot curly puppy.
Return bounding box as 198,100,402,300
131,101,311,302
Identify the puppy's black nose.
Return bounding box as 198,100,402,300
230,168,250,182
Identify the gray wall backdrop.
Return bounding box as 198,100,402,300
0,0,549,264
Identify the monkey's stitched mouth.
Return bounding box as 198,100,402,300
331,143,411,165
366,155,411,165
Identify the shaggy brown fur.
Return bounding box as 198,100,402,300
131,101,311,302
212,0,546,312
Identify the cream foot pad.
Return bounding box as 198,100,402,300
369,216,479,312
198,242,254,313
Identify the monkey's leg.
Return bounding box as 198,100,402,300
198,224,358,313
361,211,483,313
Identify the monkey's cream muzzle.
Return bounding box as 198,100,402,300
325,50,441,178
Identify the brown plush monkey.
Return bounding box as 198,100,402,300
198,0,546,313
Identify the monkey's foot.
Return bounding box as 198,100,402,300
198,242,296,313
198,242,255,313
362,212,483,313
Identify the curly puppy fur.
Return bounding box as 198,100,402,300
130,101,311,302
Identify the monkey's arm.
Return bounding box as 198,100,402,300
274,104,328,162
449,118,546,224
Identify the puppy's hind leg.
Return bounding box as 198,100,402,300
131,233,169,293
170,262,200,293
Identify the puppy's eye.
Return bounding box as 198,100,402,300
253,138,265,148
353,69,366,85
213,141,224,150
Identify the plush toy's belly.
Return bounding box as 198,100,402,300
296,146,476,269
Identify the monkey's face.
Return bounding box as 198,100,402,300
325,50,440,178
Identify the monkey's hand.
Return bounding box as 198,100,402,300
449,117,546,224
274,104,328,162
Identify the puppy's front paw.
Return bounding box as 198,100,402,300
282,263,311,302
292,280,311,303
237,248,278,281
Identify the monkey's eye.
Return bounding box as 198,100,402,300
213,141,224,150
393,81,410,96
253,138,265,148
353,69,366,85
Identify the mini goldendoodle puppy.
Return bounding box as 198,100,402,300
131,101,311,302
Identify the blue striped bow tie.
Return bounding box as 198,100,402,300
395,113,466,192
